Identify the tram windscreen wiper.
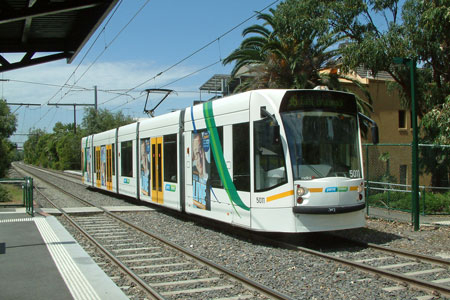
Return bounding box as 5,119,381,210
306,165,324,178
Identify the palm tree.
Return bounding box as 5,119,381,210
223,1,373,114
223,5,339,91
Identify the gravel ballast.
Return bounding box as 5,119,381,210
18,165,450,299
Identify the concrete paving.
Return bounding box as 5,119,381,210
0,210,128,300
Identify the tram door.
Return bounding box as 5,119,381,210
151,137,164,204
95,146,101,187
106,145,113,191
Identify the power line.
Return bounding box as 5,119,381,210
55,0,150,105
3,78,90,91
101,0,280,107
44,0,125,106
110,60,222,112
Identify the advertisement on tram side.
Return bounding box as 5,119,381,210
192,131,211,210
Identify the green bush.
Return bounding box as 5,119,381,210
368,190,450,215
0,184,11,202
423,192,450,214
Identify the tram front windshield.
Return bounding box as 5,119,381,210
280,92,362,180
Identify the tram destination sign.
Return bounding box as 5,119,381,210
280,90,357,114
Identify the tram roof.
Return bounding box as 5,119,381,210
0,0,119,72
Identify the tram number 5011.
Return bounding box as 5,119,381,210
256,197,266,204
349,170,361,178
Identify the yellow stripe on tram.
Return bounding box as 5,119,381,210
267,190,294,202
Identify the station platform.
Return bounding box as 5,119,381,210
0,208,128,300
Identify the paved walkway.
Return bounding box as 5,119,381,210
0,208,128,300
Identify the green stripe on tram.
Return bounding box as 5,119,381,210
203,102,250,213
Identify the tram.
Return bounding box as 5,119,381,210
81,89,378,232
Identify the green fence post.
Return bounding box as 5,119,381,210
22,178,26,206
422,187,426,216
387,188,390,211
29,177,33,217
25,177,29,215
365,144,370,216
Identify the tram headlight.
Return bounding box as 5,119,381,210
357,182,364,193
296,185,309,204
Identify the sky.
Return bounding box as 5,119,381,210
3,0,280,147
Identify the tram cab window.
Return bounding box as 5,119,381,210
163,134,177,183
254,118,287,192
233,123,250,192
121,140,133,177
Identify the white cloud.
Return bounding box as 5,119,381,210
3,57,210,144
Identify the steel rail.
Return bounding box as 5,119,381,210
255,235,450,298
18,162,83,185
367,242,450,266
17,163,294,300
327,233,450,266
14,165,163,300
14,166,164,300
102,210,294,300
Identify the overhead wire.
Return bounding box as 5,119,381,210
110,59,222,112
29,0,149,129
27,0,279,129
58,0,150,103
45,0,125,105
100,0,280,107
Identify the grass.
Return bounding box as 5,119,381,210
0,183,23,204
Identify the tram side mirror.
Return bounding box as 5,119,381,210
371,125,379,144
273,124,281,144
358,112,379,145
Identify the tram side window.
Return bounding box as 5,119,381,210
254,118,287,192
121,140,133,177
233,123,250,192
163,134,177,183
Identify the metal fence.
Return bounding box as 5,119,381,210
363,143,450,216
0,176,34,216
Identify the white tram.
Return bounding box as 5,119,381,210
81,89,378,232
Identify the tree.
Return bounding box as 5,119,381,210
81,107,134,135
223,0,373,114
0,99,17,177
420,95,450,187
223,0,340,90
23,128,45,166
328,0,450,114
24,108,134,171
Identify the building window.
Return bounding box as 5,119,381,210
233,123,250,192
163,134,177,183
121,140,133,177
398,110,407,129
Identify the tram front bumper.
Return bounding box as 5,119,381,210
292,202,366,214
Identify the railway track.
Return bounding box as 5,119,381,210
14,163,450,299
16,162,82,185
14,163,293,300
258,233,450,298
